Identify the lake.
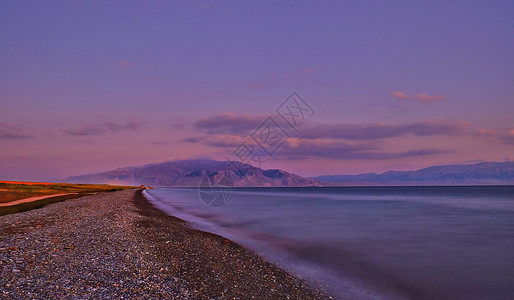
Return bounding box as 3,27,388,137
144,186,514,300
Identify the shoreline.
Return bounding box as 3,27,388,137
0,189,330,299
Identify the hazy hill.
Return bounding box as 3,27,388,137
64,159,321,187
312,162,514,185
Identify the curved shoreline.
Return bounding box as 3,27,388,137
0,189,330,299
134,189,331,299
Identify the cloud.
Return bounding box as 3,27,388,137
65,126,106,136
203,135,245,148
183,137,202,143
276,139,451,160
150,141,174,146
193,134,451,161
117,60,133,67
193,113,265,135
472,127,514,145
500,129,514,145
249,83,264,89
103,121,140,132
474,128,498,136
65,120,141,136
184,135,245,148
190,113,507,160
391,91,446,103
296,121,468,140
278,139,377,159
194,114,468,140
0,124,33,140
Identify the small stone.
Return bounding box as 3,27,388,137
12,269,21,273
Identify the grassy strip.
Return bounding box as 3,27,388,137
0,189,127,216
0,181,136,216
0,182,135,203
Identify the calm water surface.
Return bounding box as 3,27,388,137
144,186,514,300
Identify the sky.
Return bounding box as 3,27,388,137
1,0,513,181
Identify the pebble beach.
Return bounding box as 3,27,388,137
0,189,329,299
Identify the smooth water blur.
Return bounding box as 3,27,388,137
145,186,514,300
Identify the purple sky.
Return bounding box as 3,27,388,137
1,1,513,181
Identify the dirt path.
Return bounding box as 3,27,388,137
0,193,78,207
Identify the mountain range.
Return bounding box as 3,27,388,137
63,160,514,187
312,161,514,185
64,159,321,187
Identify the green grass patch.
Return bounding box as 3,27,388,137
0,181,136,216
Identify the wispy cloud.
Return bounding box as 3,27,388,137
203,135,245,148
65,120,141,136
391,91,446,103
278,139,377,159
65,126,106,136
190,113,508,161
500,129,514,145
194,113,469,140
303,68,316,74
188,133,451,161
183,137,202,143
276,139,451,160
193,113,265,135
184,134,244,148
473,128,498,136
249,83,264,89
472,127,514,145
104,121,139,132
297,121,469,140
0,124,33,140
117,60,133,68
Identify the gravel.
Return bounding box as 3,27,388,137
0,189,330,299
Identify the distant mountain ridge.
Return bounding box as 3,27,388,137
64,159,321,187
312,162,514,185
64,161,514,187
